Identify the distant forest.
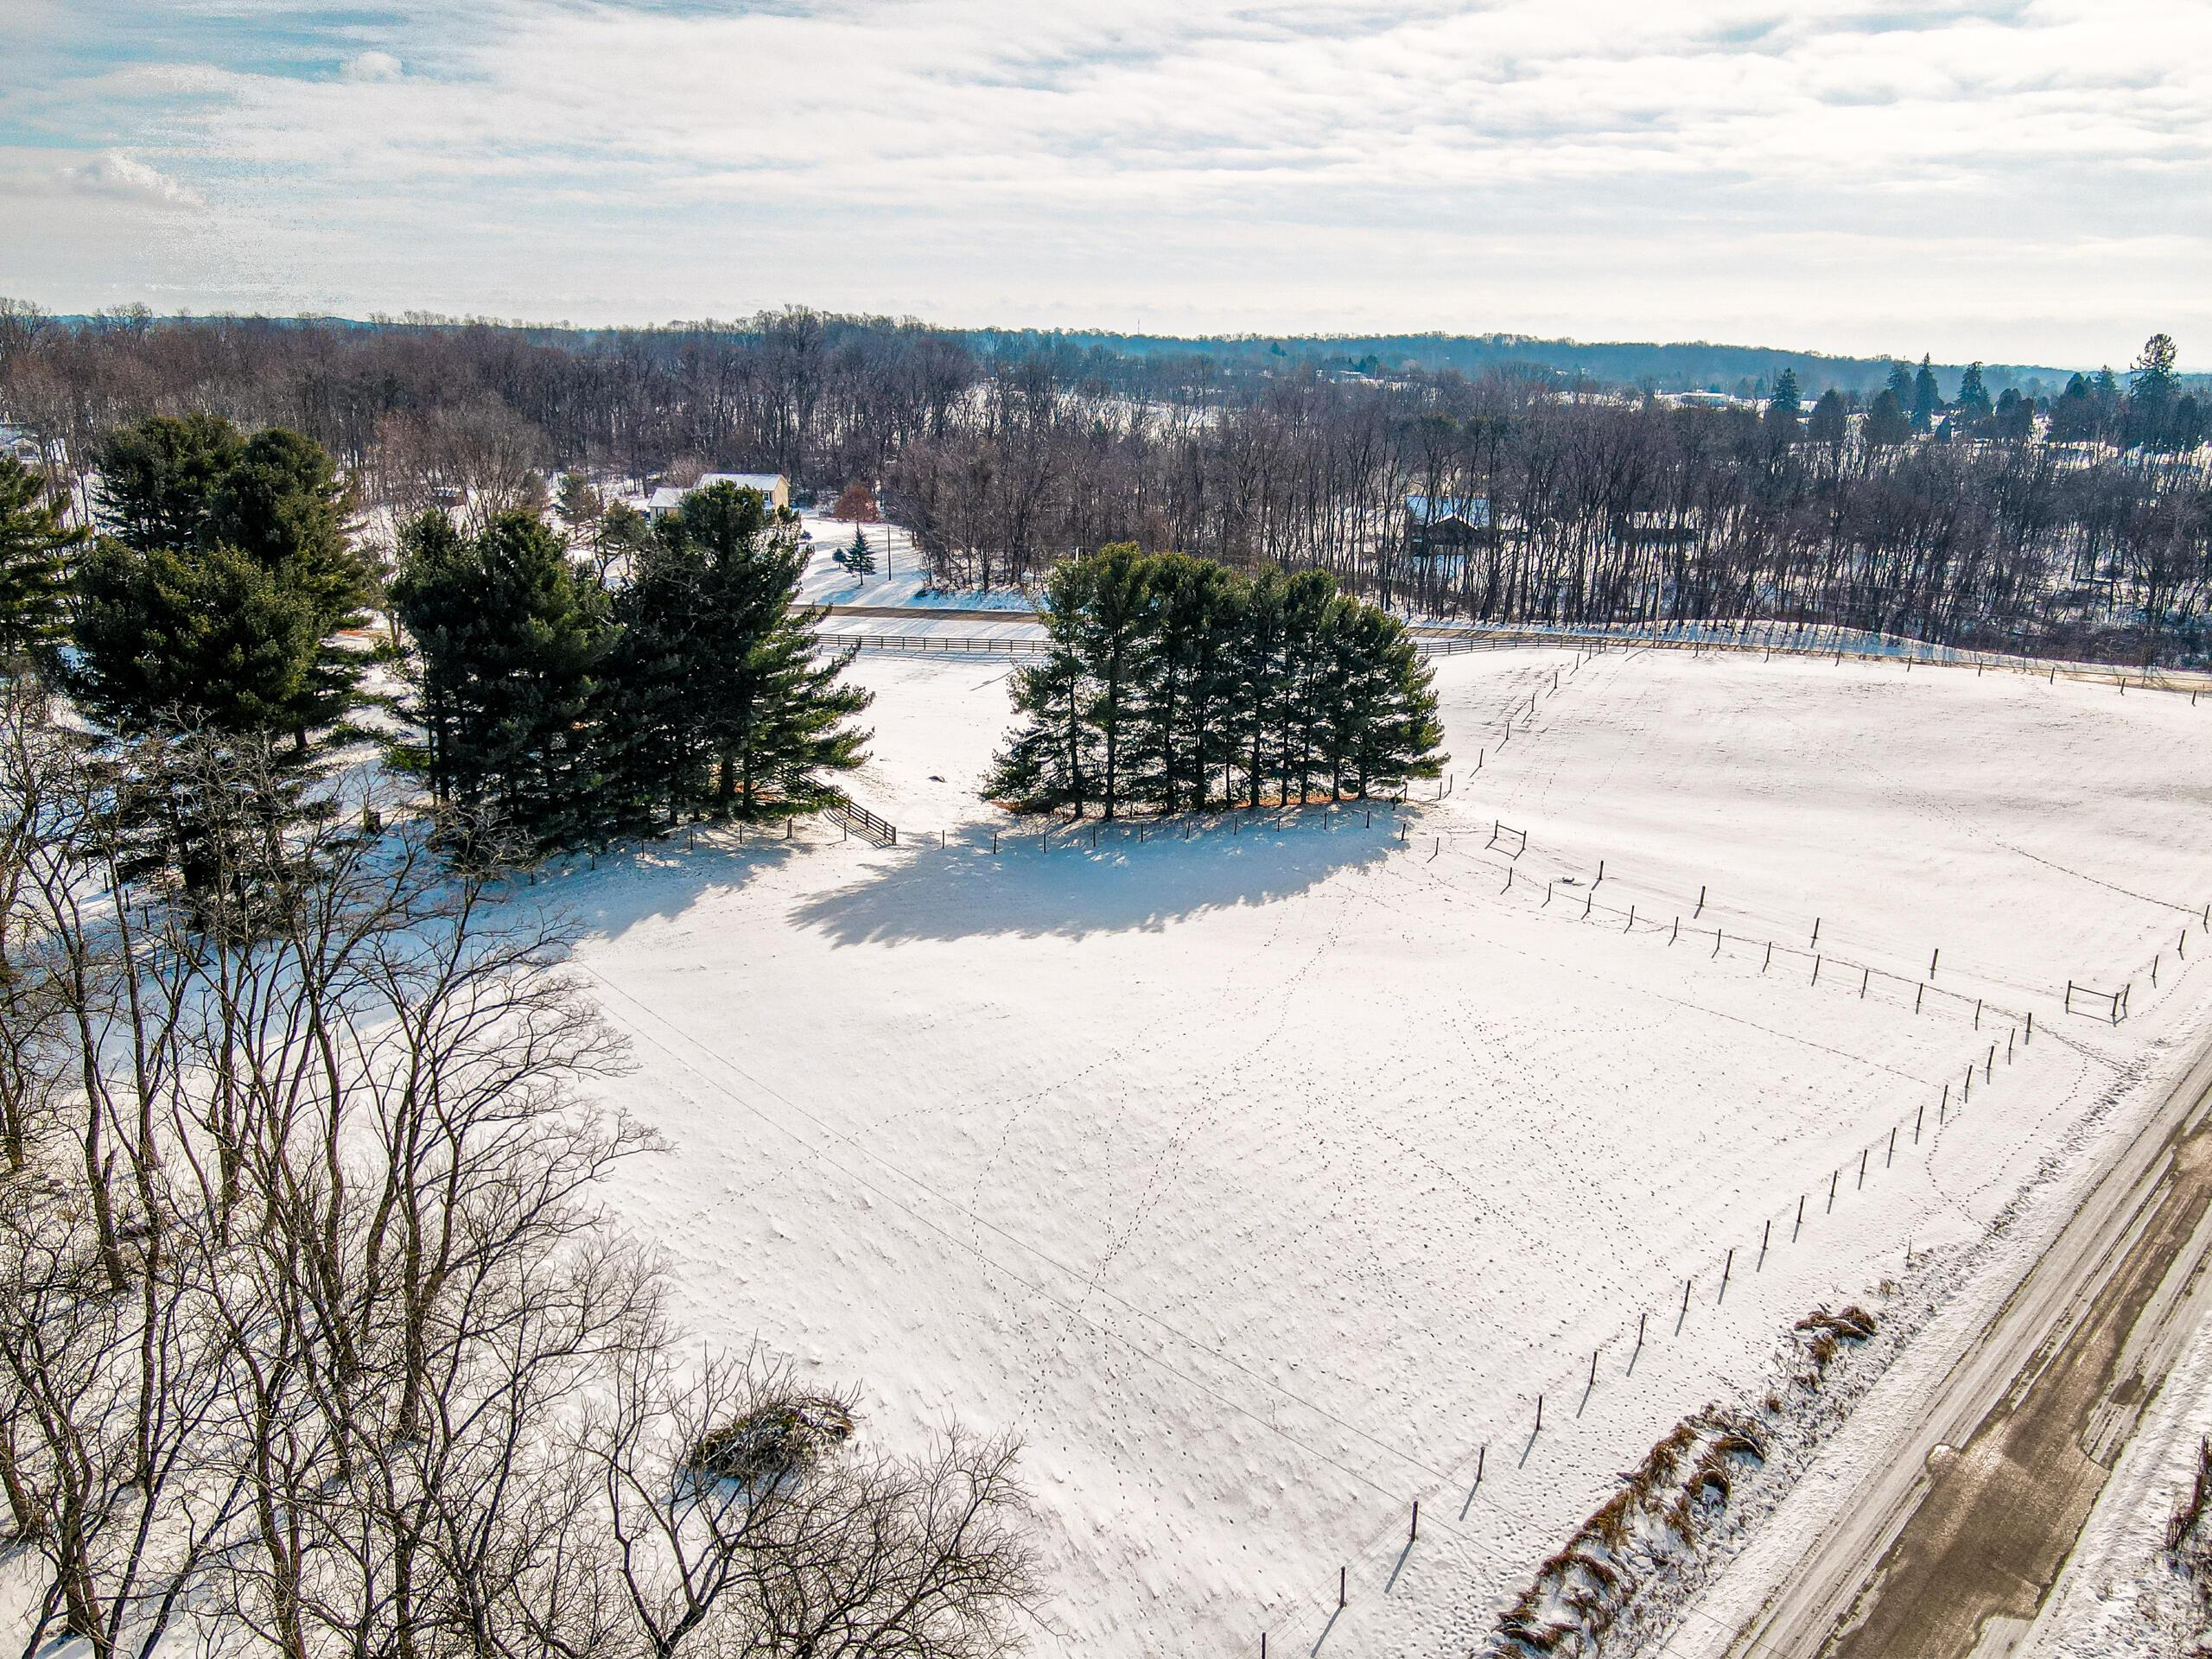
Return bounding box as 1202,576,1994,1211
2,300,2208,665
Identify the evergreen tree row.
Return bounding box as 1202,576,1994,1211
988,544,1445,817
391,480,871,851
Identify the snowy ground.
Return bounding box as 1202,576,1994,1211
795,514,1033,610
554,643,2212,1656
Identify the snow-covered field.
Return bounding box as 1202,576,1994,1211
554,642,2212,1656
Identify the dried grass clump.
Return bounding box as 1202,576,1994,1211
686,1393,856,1487
2169,1436,2212,1555
1794,1304,1878,1343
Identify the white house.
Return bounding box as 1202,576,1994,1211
645,471,789,518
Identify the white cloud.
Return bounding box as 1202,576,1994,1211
340,50,404,82
52,151,207,210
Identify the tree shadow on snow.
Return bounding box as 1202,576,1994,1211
539,828,804,945
789,810,1405,947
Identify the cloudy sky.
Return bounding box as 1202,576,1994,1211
5,0,2207,365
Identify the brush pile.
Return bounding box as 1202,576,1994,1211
1484,1303,1878,1657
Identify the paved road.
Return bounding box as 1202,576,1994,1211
1716,1028,2212,1659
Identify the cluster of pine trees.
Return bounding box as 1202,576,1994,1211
988,544,1445,817
0,416,874,865
391,480,871,849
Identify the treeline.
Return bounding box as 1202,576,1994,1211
988,545,1444,817
4,303,2209,664
897,359,2212,664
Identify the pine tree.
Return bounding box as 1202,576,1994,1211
1806,389,1848,446
390,509,609,850
987,556,1096,813
1228,569,1290,809
1273,569,1338,806
1864,389,1912,447
1136,553,1240,811
74,416,370,747
1334,603,1444,798
93,412,242,554
614,480,871,821
207,425,373,736
2048,374,2098,442
70,539,320,736
2129,334,2181,448
988,548,1446,817
1955,363,1993,428
1072,543,1154,819
1911,357,1941,432
0,455,86,661
839,527,876,579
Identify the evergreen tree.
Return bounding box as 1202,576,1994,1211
1864,389,1912,447
2172,395,2204,452
1884,362,1914,406
206,425,373,735
988,548,1446,817
594,499,652,578
93,412,242,554
2130,333,2180,409
1766,369,1802,420
390,509,609,850
74,416,369,747
71,538,320,736
606,481,871,823
1910,357,1941,432
2048,374,2099,442
1136,553,1240,811
1274,569,1339,804
987,556,1098,813
1806,388,1848,446
2128,334,2180,448
1328,602,1443,798
2094,365,2122,426
836,527,877,579
1955,363,1993,428
1227,569,1290,810
0,455,86,660
1073,543,1155,819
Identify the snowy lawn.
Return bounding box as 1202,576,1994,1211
557,645,2212,1657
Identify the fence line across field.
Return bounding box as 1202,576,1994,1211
594,800,2173,1655
817,608,2212,694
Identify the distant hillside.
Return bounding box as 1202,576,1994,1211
46,308,2198,402
969,328,2110,401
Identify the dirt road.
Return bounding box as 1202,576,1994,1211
1712,1031,2212,1658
